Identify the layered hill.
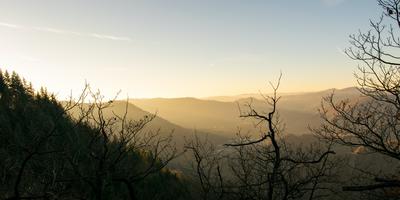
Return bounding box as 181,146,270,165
130,87,362,136
68,101,229,148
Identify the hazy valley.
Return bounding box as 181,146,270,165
130,87,362,138
2,0,400,199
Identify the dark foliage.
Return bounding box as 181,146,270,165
0,70,189,200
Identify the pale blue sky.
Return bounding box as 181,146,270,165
0,0,381,98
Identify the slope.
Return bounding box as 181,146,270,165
130,87,362,136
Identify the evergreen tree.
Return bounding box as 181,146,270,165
0,70,188,200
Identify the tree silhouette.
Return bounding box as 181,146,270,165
0,70,188,200
186,75,340,200
315,0,400,198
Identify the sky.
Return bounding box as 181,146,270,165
0,0,382,99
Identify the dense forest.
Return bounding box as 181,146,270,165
0,71,190,199
2,0,400,199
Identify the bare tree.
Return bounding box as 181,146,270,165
184,134,225,200
0,81,181,200
61,86,179,200
315,0,400,198
186,75,339,200
225,75,337,200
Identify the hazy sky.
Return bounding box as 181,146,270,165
0,0,381,98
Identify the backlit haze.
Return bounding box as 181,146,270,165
0,0,380,99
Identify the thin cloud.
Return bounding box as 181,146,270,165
33,27,83,36
0,22,132,42
89,33,132,41
0,22,23,29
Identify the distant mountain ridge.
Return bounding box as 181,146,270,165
68,101,229,148
202,87,359,102
130,87,362,137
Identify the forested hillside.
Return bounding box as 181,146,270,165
3,0,400,199
68,100,228,148
0,70,189,199
1,68,400,200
